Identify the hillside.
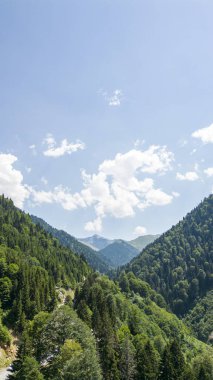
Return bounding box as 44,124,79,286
125,195,213,316
0,195,91,326
31,215,110,273
0,195,212,379
184,290,213,344
129,234,160,251
99,240,139,267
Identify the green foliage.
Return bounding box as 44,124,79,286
10,306,102,380
74,272,213,379
184,290,213,343
1,194,213,379
0,195,91,330
126,195,213,315
0,322,11,346
31,214,110,273
158,340,186,380
10,356,44,380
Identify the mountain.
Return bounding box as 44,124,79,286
99,240,139,267
0,195,212,379
125,195,213,316
30,215,111,273
78,234,113,251
128,234,160,251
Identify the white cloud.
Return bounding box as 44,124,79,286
43,133,85,158
0,146,176,234
0,154,30,208
192,123,213,144
204,167,213,177
80,146,174,225
134,226,147,236
26,167,32,173
99,146,174,180
145,188,173,206
172,191,180,198
108,89,123,107
176,171,199,181
30,186,86,211
30,145,174,229
84,217,102,233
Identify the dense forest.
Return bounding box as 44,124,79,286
125,195,213,317
31,215,110,273
0,194,212,379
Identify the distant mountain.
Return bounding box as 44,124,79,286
78,234,113,251
31,215,110,273
99,240,139,267
128,234,160,251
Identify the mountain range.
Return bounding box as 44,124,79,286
31,218,159,269
0,194,212,379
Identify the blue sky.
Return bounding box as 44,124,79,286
0,0,212,239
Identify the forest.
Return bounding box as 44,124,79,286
0,194,212,379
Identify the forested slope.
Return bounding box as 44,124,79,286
0,195,212,379
99,240,139,267
125,195,213,316
0,195,91,330
31,215,110,273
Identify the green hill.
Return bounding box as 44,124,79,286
129,234,160,251
125,195,213,316
99,240,139,267
0,195,212,379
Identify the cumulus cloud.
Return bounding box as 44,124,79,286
192,123,213,144
176,171,199,181
43,134,85,158
0,154,30,208
0,146,176,234
28,145,175,232
204,167,213,177
133,226,147,236
84,217,102,233
30,186,86,211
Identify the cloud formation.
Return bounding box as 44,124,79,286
0,154,30,208
0,146,175,234
134,226,147,236
108,89,123,107
192,123,213,144
204,167,213,177
43,134,85,157
85,217,102,233
176,171,199,181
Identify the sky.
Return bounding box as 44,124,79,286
0,0,213,240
